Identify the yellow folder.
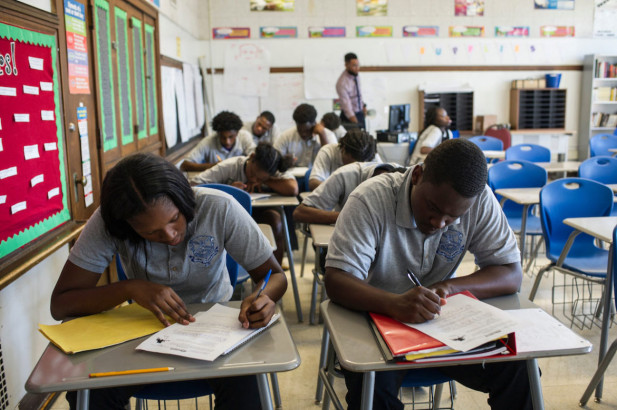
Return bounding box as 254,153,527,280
38,303,166,354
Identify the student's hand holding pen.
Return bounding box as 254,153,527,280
239,270,276,329
128,280,195,327
387,270,446,324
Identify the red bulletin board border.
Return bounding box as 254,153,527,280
0,21,70,259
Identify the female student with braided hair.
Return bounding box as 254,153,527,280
308,129,381,191
408,105,453,165
190,143,298,263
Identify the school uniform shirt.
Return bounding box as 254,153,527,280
184,130,255,164
409,125,453,165
68,188,273,304
309,143,383,184
325,166,519,294
190,156,295,186
273,127,336,167
242,121,280,146
302,162,383,212
333,125,347,140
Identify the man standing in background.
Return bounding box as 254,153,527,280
336,52,366,130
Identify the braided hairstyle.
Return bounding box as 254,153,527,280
423,138,487,198
253,142,294,175
339,129,376,162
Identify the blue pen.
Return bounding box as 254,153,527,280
407,269,422,287
254,269,272,301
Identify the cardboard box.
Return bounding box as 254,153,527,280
474,115,498,133
523,79,539,88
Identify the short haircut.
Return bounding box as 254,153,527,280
321,112,341,131
260,111,275,124
253,142,294,175
211,111,243,132
422,139,487,198
344,52,358,63
292,103,317,124
339,130,376,162
100,153,196,244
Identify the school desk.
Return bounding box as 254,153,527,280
483,150,506,160
318,294,591,410
25,302,300,410
308,224,335,325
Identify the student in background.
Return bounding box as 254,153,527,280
321,112,347,140
52,153,285,410
190,143,298,263
308,129,380,191
324,139,532,410
181,111,255,172
274,103,336,168
408,105,453,165
294,162,404,225
336,52,366,130
243,111,279,145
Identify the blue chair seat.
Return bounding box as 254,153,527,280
502,213,543,235
547,239,609,277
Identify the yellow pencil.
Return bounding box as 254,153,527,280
89,367,174,378
216,155,222,162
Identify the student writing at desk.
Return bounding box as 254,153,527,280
51,154,286,410
190,143,298,264
324,139,532,410
180,111,255,172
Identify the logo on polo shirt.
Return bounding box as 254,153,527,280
188,235,219,266
436,229,464,262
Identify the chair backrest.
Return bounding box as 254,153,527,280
505,144,551,163
590,134,617,157
197,183,253,287
302,167,312,192
539,178,614,260
613,226,617,312
468,135,504,151
488,160,547,216
578,156,617,184
484,126,512,150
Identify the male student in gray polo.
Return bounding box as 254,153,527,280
324,138,532,410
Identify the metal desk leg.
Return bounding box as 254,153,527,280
595,242,614,401
360,371,375,410
257,373,274,410
315,327,330,403
270,373,282,409
278,206,303,322
76,389,89,410
519,204,529,264
527,358,544,410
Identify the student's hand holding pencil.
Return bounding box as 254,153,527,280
389,285,445,324
239,270,275,329
128,280,195,327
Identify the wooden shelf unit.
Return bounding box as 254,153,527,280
510,88,567,130
418,91,474,132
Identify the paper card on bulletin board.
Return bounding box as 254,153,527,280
534,0,574,9
250,0,294,11
357,0,387,16
455,0,484,16
356,26,392,37
403,26,438,37
64,0,90,94
495,26,530,37
260,26,297,38
540,26,575,37
308,27,346,38
449,26,485,37
213,27,250,39
0,22,70,258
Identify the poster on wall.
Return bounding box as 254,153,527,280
250,0,294,11
403,26,439,37
449,26,485,37
455,0,485,16
0,22,70,258
540,25,575,36
64,0,90,94
594,0,617,37
357,0,387,16
308,27,346,38
356,26,392,37
495,26,530,37
213,28,250,39
534,0,574,9
260,26,297,38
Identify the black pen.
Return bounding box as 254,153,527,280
407,269,422,287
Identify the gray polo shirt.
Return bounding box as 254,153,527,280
303,162,382,212
184,130,255,164
242,121,280,146
274,127,336,167
325,166,519,294
68,187,273,304
190,156,294,186
309,143,383,183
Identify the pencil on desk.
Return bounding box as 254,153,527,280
89,367,174,378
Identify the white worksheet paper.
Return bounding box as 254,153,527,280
406,294,519,352
137,304,279,361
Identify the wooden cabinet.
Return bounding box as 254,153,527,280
418,91,474,132
509,88,566,130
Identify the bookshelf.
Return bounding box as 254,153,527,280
578,54,617,159
509,89,567,130
418,91,474,133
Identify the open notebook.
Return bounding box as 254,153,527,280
137,303,280,361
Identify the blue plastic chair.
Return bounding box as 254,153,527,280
468,136,504,163
529,178,614,325
400,369,455,409
590,134,617,157
579,156,617,217
505,144,551,163
579,225,617,406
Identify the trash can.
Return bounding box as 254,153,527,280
545,73,561,88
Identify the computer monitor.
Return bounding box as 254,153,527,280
388,104,410,132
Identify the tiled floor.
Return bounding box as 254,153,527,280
50,232,617,409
